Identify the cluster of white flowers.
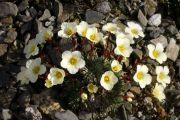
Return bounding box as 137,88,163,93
152,66,171,101
23,28,53,58
18,19,172,103
18,27,53,85
133,64,170,102
17,58,46,84
130,35,169,102
58,21,104,44
114,22,145,58
45,67,65,88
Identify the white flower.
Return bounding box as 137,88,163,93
156,66,170,86
76,21,89,37
147,43,167,64
35,28,53,44
111,60,122,73
152,83,165,102
114,38,133,57
116,32,134,44
100,71,118,91
148,14,161,27
125,21,144,38
86,27,103,43
81,92,88,101
102,23,118,34
58,22,77,38
17,67,31,85
23,40,39,58
60,51,85,74
133,65,152,88
87,83,98,93
45,79,53,88
47,67,65,85
26,58,46,83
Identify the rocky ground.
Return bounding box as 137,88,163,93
0,0,180,120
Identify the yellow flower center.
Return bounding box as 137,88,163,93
136,71,144,80
152,50,159,58
159,72,165,80
32,65,40,74
81,93,88,100
112,66,119,72
45,79,53,88
81,30,87,37
43,31,51,40
131,28,138,35
118,45,126,52
90,34,96,41
30,45,36,53
65,28,73,36
88,84,95,92
69,57,77,65
55,71,62,79
104,75,110,83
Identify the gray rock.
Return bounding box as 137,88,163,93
176,59,180,66
148,13,161,26
176,32,180,41
128,115,139,120
18,14,32,22
17,93,30,107
26,106,42,120
60,38,74,51
150,35,168,47
130,86,141,94
78,112,92,120
166,38,180,62
2,109,12,120
0,85,16,108
144,0,157,16
59,4,74,22
104,116,113,120
45,45,60,66
147,27,164,38
167,25,178,35
4,29,17,43
24,33,31,44
85,10,105,23
39,9,51,21
0,2,18,17
96,1,111,14
138,9,148,26
0,16,13,25
0,71,10,88
134,49,143,59
0,44,8,56
35,20,44,33
21,22,32,34
29,7,37,18
0,30,6,42
55,0,63,22
55,110,79,120
18,0,29,12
